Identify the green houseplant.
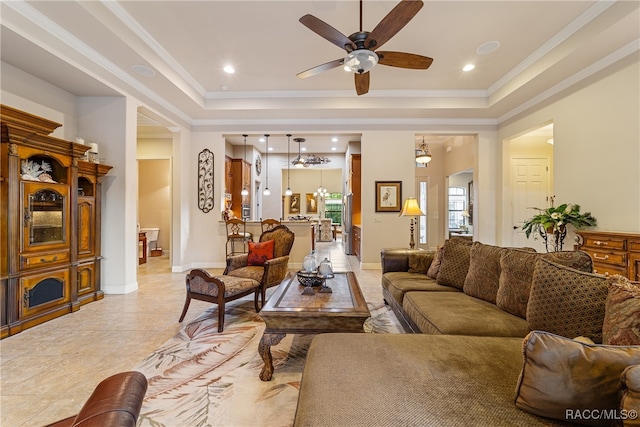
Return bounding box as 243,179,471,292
522,199,597,252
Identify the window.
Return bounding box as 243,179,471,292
448,187,466,229
418,180,427,244
324,193,342,224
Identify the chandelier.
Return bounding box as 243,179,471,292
292,138,331,168
415,136,432,164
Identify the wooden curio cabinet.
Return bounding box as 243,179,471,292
0,105,112,338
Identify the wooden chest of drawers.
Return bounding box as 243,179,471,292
576,231,640,281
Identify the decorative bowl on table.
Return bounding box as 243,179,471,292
297,270,324,287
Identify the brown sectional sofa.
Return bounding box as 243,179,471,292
294,238,640,426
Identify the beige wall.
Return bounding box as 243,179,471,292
498,59,640,243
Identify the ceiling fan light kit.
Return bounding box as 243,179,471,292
344,49,379,73
298,0,432,95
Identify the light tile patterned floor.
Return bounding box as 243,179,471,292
0,238,379,426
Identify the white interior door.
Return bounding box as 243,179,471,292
510,157,550,250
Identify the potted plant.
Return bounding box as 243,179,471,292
522,198,597,252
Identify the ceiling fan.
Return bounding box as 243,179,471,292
297,0,433,96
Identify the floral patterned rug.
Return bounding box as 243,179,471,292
135,297,402,426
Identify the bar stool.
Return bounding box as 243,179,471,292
225,218,253,256
260,218,281,232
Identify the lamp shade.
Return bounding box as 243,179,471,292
399,197,424,217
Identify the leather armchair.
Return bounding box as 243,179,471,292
224,225,295,308
45,371,147,427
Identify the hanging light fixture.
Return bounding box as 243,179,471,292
415,136,432,164
291,137,331,167
263,134,271,196
241,134,249,196
315,169,329,199
292,137,306,168
285,134,293,196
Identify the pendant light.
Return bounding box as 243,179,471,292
285,134,293,196
263,134,271,196
415,136,432,164
241,134,249,196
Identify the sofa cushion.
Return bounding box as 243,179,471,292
619,365,640,427
436,237,472,289
496,250,593,319
381,272,459,306
603,275,640,346
515,331,640,426
402,291,530,337
527,258,608,343
407,252,434,274
426,245,443,279
294,334,568,427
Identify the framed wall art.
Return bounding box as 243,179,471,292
197,148,214,213
375,181,402,212
289,193,301,213
306,193,318,213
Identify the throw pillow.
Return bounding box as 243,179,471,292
515,331,640,426
603,275,640,345
408,252,434,274
426,245,443,279
436,237,472,289
497,250,593,319
527,257,608,343
463,243,535,304
619,365,640,427
247,239,275,266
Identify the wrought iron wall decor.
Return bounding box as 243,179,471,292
197,148,214,213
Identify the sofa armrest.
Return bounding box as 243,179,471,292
224,254,249,274
380,248,425,273
45,371,147,427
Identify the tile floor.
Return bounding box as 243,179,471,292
0,238,375,426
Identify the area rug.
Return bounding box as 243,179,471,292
135,296,403,427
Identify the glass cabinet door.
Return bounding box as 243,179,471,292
22,182,69,249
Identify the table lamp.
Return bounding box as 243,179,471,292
400,197,425,249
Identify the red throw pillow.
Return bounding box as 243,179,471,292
247,240,275,266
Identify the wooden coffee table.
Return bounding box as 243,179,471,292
258,271,370,381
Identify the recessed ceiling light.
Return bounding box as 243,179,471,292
268,147,274,151
463,64,475,72
131,64,155,77
477,41,500,55
331,147,337,151
259,137,265,143
301,147,307,152
223,65,235,74
331,137,338,142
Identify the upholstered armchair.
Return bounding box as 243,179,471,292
224,225,295,309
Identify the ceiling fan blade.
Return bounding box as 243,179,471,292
297,58,344,79
377,51,433,69
365,0,423,50
300,14,356,51
355,72,370,96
